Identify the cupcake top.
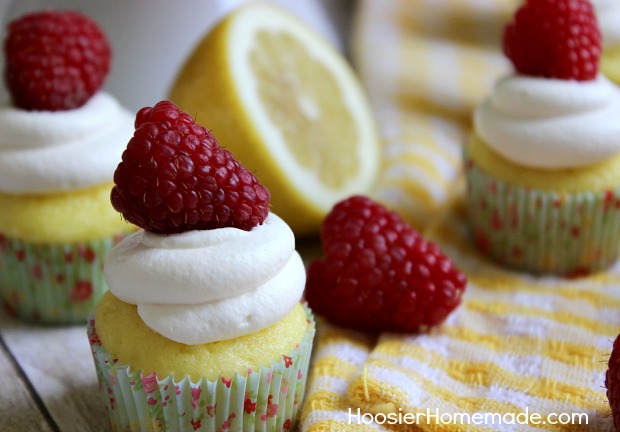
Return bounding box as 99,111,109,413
0,93,133,194
475,74,620,169
474,0,620,170
104,100,306,345
0,10,133,194
105,213,305,345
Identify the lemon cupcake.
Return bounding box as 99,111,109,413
593,0,620,84
0,10,135,323
87,101,314,432
465,0,620,276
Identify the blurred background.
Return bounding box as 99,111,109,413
0,0,354,111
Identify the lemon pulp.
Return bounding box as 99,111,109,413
602,47,620,85
169,3,380,236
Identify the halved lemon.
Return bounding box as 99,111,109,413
168,3,380,236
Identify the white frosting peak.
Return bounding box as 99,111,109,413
0,92,134,193
104,213,306,345
137,251,305,345
474,74,620,169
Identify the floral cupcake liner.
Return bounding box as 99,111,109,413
464,155,620,276
0,233,128,323
87,305,315,432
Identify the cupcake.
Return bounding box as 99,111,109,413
465,0,620,275
87,101,314,432
593,0,620,84
0,10,135,323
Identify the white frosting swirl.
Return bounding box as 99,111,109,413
104,213,306,345
0,92,134,194
474,74,620,169
593,0,620,47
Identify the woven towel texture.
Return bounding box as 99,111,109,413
300,1,620,431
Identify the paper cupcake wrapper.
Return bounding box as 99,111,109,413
87,305,315,432
464,156,620,275
0,233,129,323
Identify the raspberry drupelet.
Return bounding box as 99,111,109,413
4,10,111,111
111,101,270,234
305,195,467,333
607,334,620,431
503,0,602,81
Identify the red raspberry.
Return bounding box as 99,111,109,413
4,10,111,111
606,333,620,431
503,0,601,81
111,101,270,234
305,196,467,333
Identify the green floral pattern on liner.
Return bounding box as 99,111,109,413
0,233,129,323
464,155,620,276
87,306,315,432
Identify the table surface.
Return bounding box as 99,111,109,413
0,239,323,432
0,308,106,432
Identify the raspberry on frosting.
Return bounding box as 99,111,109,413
4,10,111,111
607,333,620,431
111,100,270,234
503,0,602,81
305,195,467,333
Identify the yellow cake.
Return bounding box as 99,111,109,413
467,134,620,193
95,291,309,381
0,183,129,244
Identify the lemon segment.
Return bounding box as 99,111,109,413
602,47,620,85
169,3,380,236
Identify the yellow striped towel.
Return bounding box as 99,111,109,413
301,199,620,431
300,0,620,431
354,0,516,230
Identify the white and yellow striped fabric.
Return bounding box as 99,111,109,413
353,0,516,230
300,0,620,431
